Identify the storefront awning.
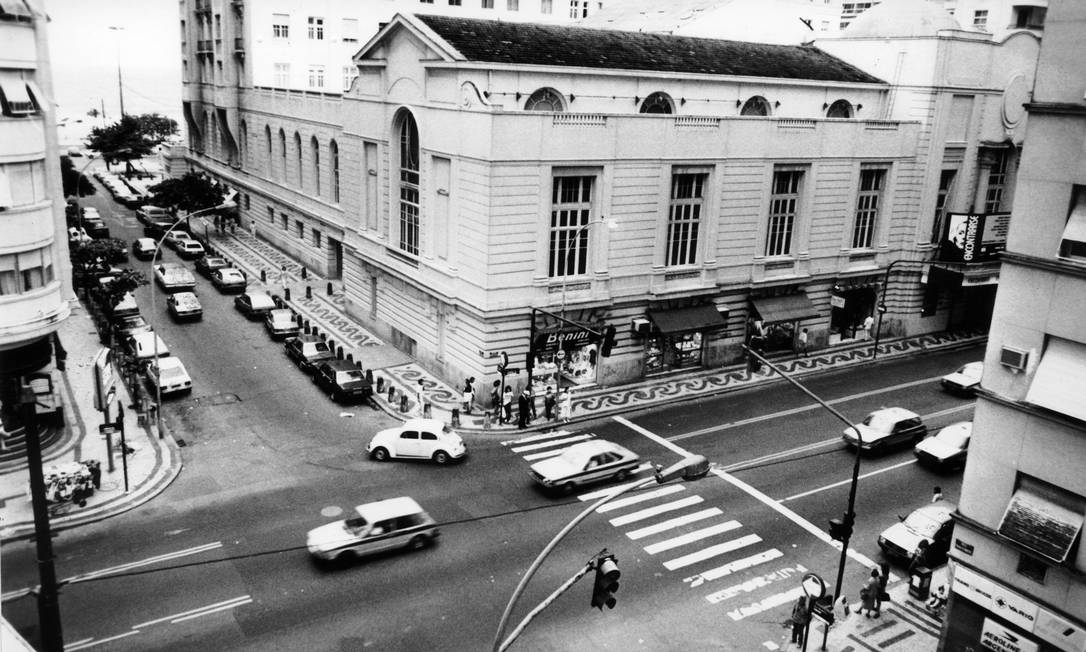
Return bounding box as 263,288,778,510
1025,336,1086,422
647,305,726,335
750,294,818,324
998,482,1084,564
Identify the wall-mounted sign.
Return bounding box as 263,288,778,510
954,538,975,556
830,295,846,309
532,326,600,354
940,212,1011,262
982,618,1039,652
954,566,1038,631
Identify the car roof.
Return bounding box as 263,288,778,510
565,439,629,456
135,238,156,246
171,291,199,303
268,308,292,318
244,291,274,306
219,268,244,276
911,502,956,521
353,497,425,522
869,407,920,420
156,356,185,370
180,240,204,248
321,360,359,372
290,334,322,343
399,418,446,431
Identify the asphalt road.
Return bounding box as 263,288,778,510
1,180,981,650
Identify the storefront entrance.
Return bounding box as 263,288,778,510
530,326,600,391
749,293,819,354
830,287,877,344
644,304,727,374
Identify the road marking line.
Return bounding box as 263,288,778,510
609,496,704,527
510,434,593,453
575,465,654,500
65,542,223,584
596,485,685,513
627,508,723,540
613,415,690,457
781,459,917,502
501,430,574,446
171,596,254,624
684,549,784,587
63,630,140,651
133,595,251,630
726,586,806,621
663,533,761,570
522,449,565,461
705,562,808,605
644,520,741,555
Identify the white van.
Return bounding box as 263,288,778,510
306,497,438,563
127,331,170,360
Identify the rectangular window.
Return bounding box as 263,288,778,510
281,214,288,230
313,229,322,248
507,0,519,10
307,65,325,89
307,16,324,40
342,66,358,92
666,173,705,267
4,161,46,206
931,170,957,244
273,63,290,87
449,0,461,5
272,14,289,39
984,150,1008,213
541,0,553,13
852,168,886,249
296,220,304,238
0,255,17,295
1025,336,1086,422
548,176,594,278
1013,6,1045,28
973,9,988,29
766,169,802,257
419,0,434,3
341,18,359,42
267,206,275,223
482,0,494,7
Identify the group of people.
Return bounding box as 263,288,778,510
459,378,573,427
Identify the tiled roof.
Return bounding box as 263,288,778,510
415,14,884,84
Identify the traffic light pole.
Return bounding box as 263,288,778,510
497,558,598,652
742,345,863,601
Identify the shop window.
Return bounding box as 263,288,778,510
931,170,957,244
826,99,852,118
548,176,594,278
740,96,770,116
766,168,803,256
666,173,705,266
639,92,674,114
1016,554,1047,583
852,167,886,249
396,110,421,256
645,332,704,373
525,88,565,112
1059,186,1086,261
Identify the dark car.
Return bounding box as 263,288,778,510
314,360,372,403
143,219,174,240
194,256,230,278
285,334,335,373
132,238,158,261
211,268,247,293
83,219,111,240
234,291,276,320
111,313,152,339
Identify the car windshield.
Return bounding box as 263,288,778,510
959,363,983,379
863,412,897,432
345,516,368,529
335,370,364,383
160,366,187,381
313,342,330,353
557,447,590,467
903,510,944,537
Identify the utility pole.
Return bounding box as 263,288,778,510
19,385,64,652
109,26,126,117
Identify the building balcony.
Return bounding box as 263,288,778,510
0,283,70,349
234,37,245,55
196,40,213,54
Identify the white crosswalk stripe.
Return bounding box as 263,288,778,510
663,534,762,571
500,430,575,446
595,485,685,513
643,520,741,555
626,508,723,540
522,449,567,461
510,434,594,453
609,496,705,527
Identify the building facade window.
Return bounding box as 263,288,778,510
294,132,303,187
548,175,594,278
265,125,273,176
308,16,324,40
342,66,358,92
525,88,565,111
482,0,493,7
311,137,321,196
826,99,852,118
238,120,247,168
272,13,289,39
267,206,275,223
307,65,325,89
666,173,705,267
273,62,290,87
0,248,54,295
570,0,589,18
984,150,1009,213
341,18,359,41
397,111,421,256
973,9,988,30
931,169,957,244
541,0,553,13
313,229,322,248
330,139,340,203
281,213,288,230
741,96,771,116
0,160,47,207
449,0,461,5
639,92,674,114
766,169,802,257
278,129,287,182
296,220,304,238
507,0,519,10
852,167,886,249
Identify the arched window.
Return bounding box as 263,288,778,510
265,125,272,177
395,110,420,256
525,88,565,112
740,96,771,116
311,136,321,197
330,139,340,203
239,120,247,168
826,99,853,118
278,128,287,182
294,132,303,187
639,92,674,114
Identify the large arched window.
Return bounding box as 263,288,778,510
311,136,321,197
265,125,272,176
330,139,340,203
525,88,565,112
639,92,674,114
396,110,420,256
294,132,303,187
826,99,853,118
740,96,771,116
278,128,287,182
239,120,247,168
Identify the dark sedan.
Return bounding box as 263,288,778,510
234,291,276,320
285,334,335,373
194,256,230,278
314,360,372,404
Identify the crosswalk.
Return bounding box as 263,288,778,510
502,429,808,622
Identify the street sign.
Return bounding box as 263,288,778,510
93,347,116,412
877,303,888,313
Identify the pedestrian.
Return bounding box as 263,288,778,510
527,384,537,421
517,389,530,429
908,540,930,576
544,386,556,421
416,379,429,417
462,377,475,415
502,385,514,424
932,485,943,502
559,388,572,423
860,568,881,618
491,380,502,423
798,328,809,357
863,314,875,339
790,595,809,645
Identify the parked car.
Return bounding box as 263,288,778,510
83,219,110,240
234,291,276,320
367,418,465,464
842,407,928,453
306,497,439,564
211,267,247,293
81,206,101,220
163,231,193,251
264,308,300,340
125,331,170,361
195,256,229,278
914,422,972,470
166,291,203,321
284,334,335,373
105,291,139,319
175,239,206,260
314,360,373,404
144,356,192,396
529,439,640,493
111,313,150,339
877,502,956,567
136,205,170,225
132,238,158,261
153,262,196,293
941,362,983,396
143,219,175,240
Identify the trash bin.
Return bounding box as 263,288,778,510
909,566,932,600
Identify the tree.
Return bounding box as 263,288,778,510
70,239,133,288
148,172,225,214
60,156,97,197
95,269,147,312
86,113,178,173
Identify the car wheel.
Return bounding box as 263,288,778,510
409,535,430,551
614,468,630,481
371,447,390,462
433,450,450,465
334,550,356,565
562,482,577,495
330,391,341,403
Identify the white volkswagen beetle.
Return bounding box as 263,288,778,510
367,418,466,464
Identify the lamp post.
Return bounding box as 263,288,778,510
871,260,912,360
559,218,617,319
108,26,126,117
492,455,709,652
149,203,229,436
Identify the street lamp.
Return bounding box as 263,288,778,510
148,203,230,436
492,455,709,652
108,26,126,117
559,217,617,319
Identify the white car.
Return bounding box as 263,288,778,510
126,331,170,360
367,418,466,464
941,362,983,395
914,422,971,470
68,226,92,244
166,291,203,321
154,262,196,292
877,502,956,567
145,356,192,396
81,206,101,219
306,497,439,563
529,439,641,492
163,231,193,251
175,239,206,260
842,407,928,452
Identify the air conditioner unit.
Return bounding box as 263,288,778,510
631,318,651,337
1000,346,1029,372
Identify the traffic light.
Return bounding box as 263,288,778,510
590,555,620,610
600,325,617,357
828,512,854,542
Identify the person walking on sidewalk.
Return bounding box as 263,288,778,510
527,385,538,421
462,377,475,415
502,385,514,424
797,328,809,357
558,388,572,423
790,595,810,645
860,568,882,618
517,389,530,429
491,381,502,423
543,387,556,421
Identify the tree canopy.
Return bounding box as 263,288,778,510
60,156,97,197
86,113,178,164
148,172,226,214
